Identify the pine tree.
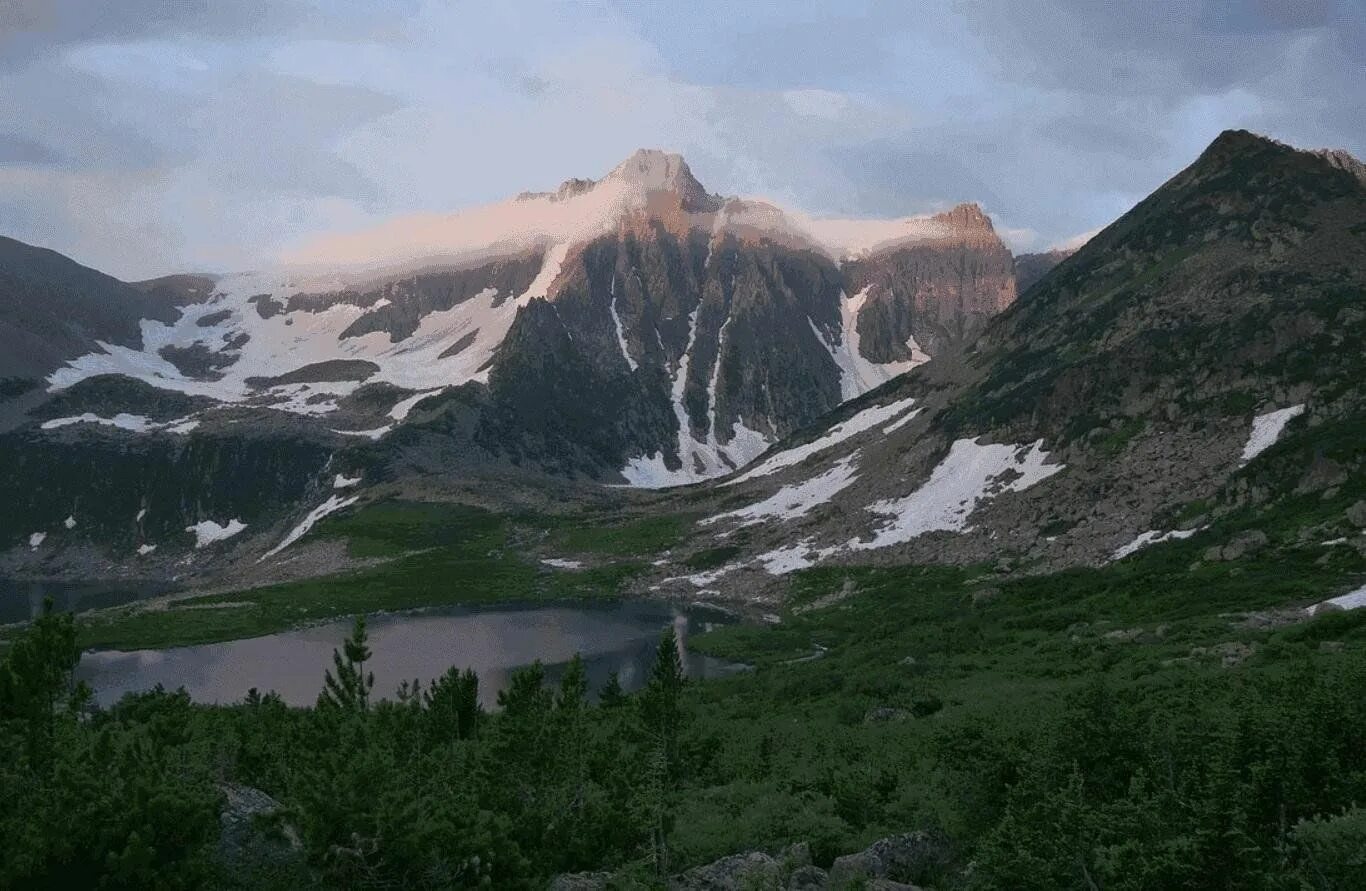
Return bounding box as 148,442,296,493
318,615,374,713
425,666,481,741
598,671,625,707
0,598,87,768
639,625,686,880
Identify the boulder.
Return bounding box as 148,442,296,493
671,851,782,890
826,831,950,888
1204,529,1269,561
1347,500,1366,528
217,783,305,882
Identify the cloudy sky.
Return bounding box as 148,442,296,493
1,0,1362,279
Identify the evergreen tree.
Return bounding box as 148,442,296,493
598,671,625,708
425,666,481,741
318,615,374,713
0,598,87,768
639,625,686,880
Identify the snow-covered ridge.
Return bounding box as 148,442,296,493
281,149,980,278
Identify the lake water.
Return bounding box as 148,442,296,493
0,577,175,623
76,601,746,708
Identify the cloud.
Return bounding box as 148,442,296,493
0,134,67,166
0,0,1360,278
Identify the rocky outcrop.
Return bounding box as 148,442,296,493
843,203,1016,360
218,784,306,885
548,834,947,890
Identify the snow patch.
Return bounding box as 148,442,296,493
333,425,391,440
608,274,639,372
389,388,445,421
186,518,247,548
541,558,584,570
137,544,157,556
729,397,917,485
263,495,358,558
40,412,199,434
28,532,46,549
1306,583,1366,616
1111,527,1201,561
1241,404,1305,463
850,438,1064,550
755,541,837,575
705,453,861,526
63,516,76,530
333,474,362,489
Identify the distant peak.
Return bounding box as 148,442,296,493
603,148,716,208
935,202,993,231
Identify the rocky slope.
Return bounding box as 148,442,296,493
650,131,1366,604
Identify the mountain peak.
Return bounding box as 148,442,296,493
603,148,718,212
935,202,994,231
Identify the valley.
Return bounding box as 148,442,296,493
2,127,1365,888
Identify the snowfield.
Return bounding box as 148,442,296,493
850,438,1064,550
728,397,918,485
1240,404,1305,463
704,454,861,527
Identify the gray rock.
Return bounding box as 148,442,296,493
1347,500,1366,528
826,831,949,888
1204,529,1269,561
218,783,303,877
671,851,782,890
786,864,828,889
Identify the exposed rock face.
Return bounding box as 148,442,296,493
843,203,1016,360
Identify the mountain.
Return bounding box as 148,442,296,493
0,149,1019,570
655,130,1366,602
0,236,185,382
1012,247,1075,295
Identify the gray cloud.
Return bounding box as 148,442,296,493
0,0,1360,276
0,133,66,166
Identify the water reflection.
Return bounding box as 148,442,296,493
77,601,744,708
